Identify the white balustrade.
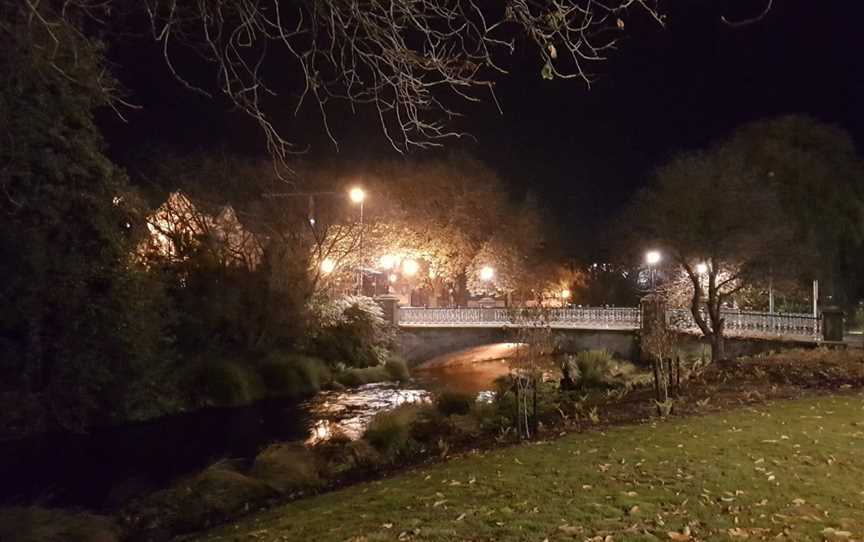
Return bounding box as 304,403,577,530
399,306,821,339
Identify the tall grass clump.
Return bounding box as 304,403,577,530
181,358,264,407
123,461,277,537
572,350,615,388
435,390,476,416
250,443,322,494
362,404,424,458
257,353,332,399
0,507,121,542
335,356,410,387
384,355,411,382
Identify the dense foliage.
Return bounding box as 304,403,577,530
0,12,173,430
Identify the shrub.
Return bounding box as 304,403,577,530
335,365,390,387
307,295,395,368
363,404,423,458
347,439,383,469
250,443,321,494
435,390,476,416
0,507,121,542
573,350,615,388
384,356,411,382
409,407,451,444
181,359,264,407
123,462,277,536
257,353,331,399
470,400,513,435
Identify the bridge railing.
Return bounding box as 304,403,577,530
668,308,821,338
398,306,641,328
399,306,822,339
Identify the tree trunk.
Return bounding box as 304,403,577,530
710,333,726,362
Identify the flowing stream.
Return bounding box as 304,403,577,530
0,355,556,510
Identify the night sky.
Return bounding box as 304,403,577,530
100,0,864,256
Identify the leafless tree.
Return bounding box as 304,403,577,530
631,147,794,362
14,0,776,164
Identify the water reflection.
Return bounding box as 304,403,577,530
304,384,430,444
304,356,562,444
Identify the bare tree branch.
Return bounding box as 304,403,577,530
722,0,774,28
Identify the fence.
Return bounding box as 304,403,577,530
398,306,641,329
399,306,822,339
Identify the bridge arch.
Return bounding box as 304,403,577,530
397,326,640,367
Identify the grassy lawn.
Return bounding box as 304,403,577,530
187,394,864,542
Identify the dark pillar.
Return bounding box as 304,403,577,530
821,306,845,342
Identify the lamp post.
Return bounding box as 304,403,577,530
349,187,366,294
645,250,661,291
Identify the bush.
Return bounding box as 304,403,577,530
435,390,476,416
180,359,264,407
308,295,395,368
384,356,411,382
250,443,321,494
470,400,513,436
257,353,331,399
0,507,120,542
334,365,390,387
124,462,277,537
362,404,423,458
347,439,383,469
409,407,451,444
573,350,615,389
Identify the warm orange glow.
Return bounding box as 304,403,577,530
480,266,495,281
402,259,419,276
380,254,397,269
561,289,571,299
389,273,398,283
321,258,336,274
349,187,366,203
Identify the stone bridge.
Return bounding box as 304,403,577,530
375,302,831,366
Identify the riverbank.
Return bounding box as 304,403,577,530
185,392,864,542
4,348,864,541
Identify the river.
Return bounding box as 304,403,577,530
0,354,555,511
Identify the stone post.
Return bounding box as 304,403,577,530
640,293,667,362
375,295,401,326
821,306,845,343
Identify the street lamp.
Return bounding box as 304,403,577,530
480,266,495,281
349,187,366,294
402,259,419,276
320,258,335,274
645,250,661,290
349,187,365,204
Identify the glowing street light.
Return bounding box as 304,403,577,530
320,258,335,274
645,250,661,291
388,273,398,283
480,266,495,281
402,259,419,276
349,187,366,203
561,289,571,300
380,254,397,269
696,263,708,275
